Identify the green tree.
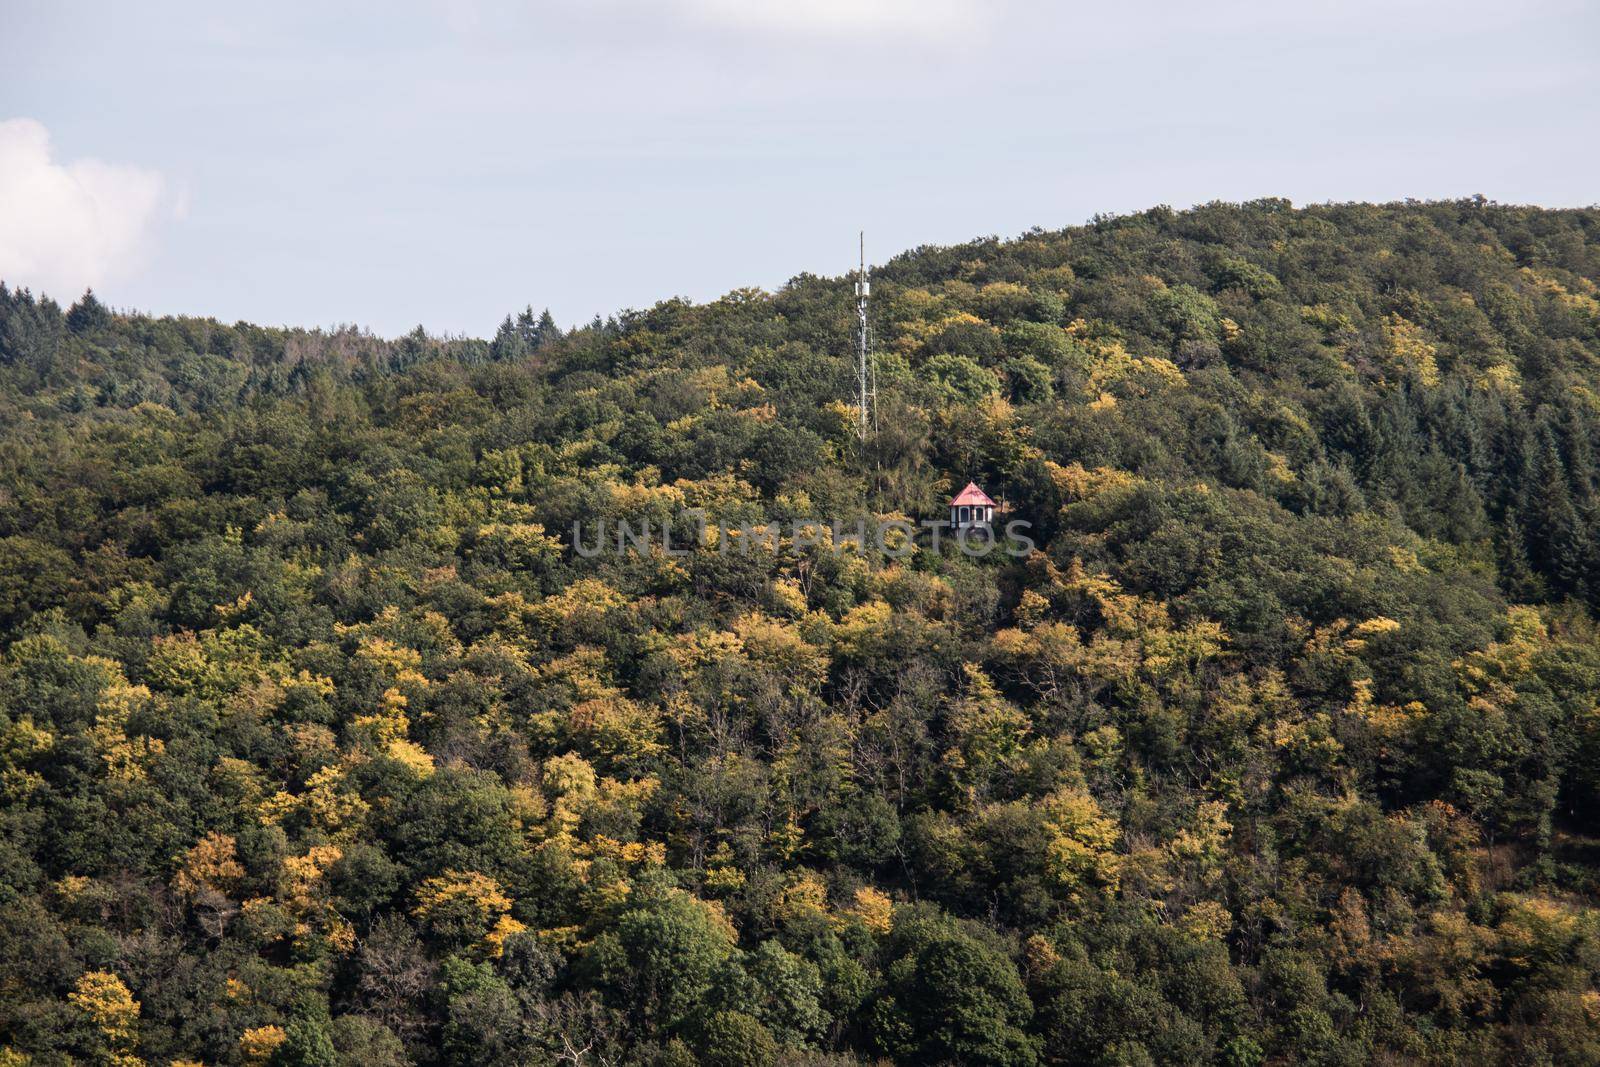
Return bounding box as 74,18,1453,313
583,888,737,1033
870,908,1039,1067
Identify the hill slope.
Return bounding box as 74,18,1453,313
4,199,1600,1065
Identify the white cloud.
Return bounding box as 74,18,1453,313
667,0,986,39
0,118,165,300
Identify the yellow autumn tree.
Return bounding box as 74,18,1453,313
0,713,54,803
89,665,162,784
239,844,356,955
774,870,831,927
830,600,895,664
259,762,371,841
68,971,140,1064
350,687,435,776
531,648,664,776
472,520,561,572
1167,800,1233,892
414,871,522,956
1384,313,1442,386
1040,788,1123,904
845,886,894,935
173,832,244,901
732,613,829,694
174,831,243,940
529,578,628,637
942,664,1031,804
238,1025,286,1066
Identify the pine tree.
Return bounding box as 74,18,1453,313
1530,425,1586,597
0,284,65,378
1439,460,1489,544
513,305,539,349
488,306,561,361
534,308,562,347
65,288,111,334
489,314,529,362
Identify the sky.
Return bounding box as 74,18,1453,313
1,0,1597,338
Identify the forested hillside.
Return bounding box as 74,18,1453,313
5,198,1600,1066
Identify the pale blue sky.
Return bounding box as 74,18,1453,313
2,0,1596,336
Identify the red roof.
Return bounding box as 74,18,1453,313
950,482,996,507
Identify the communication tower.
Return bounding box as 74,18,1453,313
855,232,876,439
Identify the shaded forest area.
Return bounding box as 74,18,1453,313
4,199,1600,1065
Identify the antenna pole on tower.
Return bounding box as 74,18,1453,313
855,231,875,440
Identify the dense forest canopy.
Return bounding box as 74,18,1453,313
4,198,1600,1066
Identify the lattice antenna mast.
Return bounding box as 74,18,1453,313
855,231,876,440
